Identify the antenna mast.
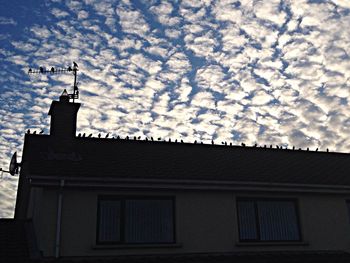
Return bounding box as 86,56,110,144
28,62,80,102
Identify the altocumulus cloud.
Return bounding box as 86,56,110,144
1,0,350,217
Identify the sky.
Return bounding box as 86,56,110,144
1,0,350,217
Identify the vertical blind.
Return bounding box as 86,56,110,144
98,198,174,244
125,199,174,243
238,200,300,241
98,200,121,242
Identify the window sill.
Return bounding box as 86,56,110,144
236,241,309,247
92,243,182,249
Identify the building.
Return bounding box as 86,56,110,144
3,91,350,262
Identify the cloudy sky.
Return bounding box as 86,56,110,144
1,0,350,217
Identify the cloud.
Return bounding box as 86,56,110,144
0,17,17,25
2,0,350,218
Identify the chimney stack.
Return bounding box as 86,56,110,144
48,90,80,139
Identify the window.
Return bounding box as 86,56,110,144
237,199,301,242
97,197,175,244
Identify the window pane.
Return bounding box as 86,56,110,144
257,201,300,241
98,200,121,242
237,201,258,240
125,199,174,243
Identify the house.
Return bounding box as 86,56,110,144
3,91,350,262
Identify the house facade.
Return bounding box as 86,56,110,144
8,92,350,262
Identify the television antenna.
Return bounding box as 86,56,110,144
0,152,21,177
28,62,80,102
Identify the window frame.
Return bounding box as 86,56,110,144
96,195,176,245
236,197,302,243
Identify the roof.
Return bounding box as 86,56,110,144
0,219,39,263
21,134,350,187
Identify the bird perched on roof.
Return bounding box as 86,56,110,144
26,129,30,134
33,131,37,134
77,133,81,137
98,133,101,138
73,61,78,68
82,133,86,137
138,136,141,139
181,139,183,143
315,148,318,152
39,130,44,134
151,137,154,141
211,140,214,145
158,137,161,141
241,143,246,147
50,67,55,73
88,134,92,138
105,133,109,138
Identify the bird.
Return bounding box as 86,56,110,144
270,145,273,148
39,66,44,73
105,133,109,138
26,129,30,134
254,143,257,147
145,137,148,141
134,136,137,140
264,145,267,148
67,66,72,71
158,137,161,141
315,148,318,152
241,143,246,147
181,139,184,143
168,138,171,142
28,68,32,74
77,133,81,137
175,139,177,143
50,67,55,73
126,136,129,140
194,140,197,144
221,142,225,145
326,148,329,152
73,61,78,68
138,136,141,139
116,136,120,139
39,130,44,134
293,146,295,150
230,143,232,146
33,131,37,134
98,133,101,138
151,137,154,141
307,147,309,151
82,133,86,137
88,134,92,138
211,140,214,145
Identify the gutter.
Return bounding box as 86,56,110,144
28,175,350,195
55,179,64,258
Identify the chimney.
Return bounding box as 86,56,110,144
48,89,80,139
